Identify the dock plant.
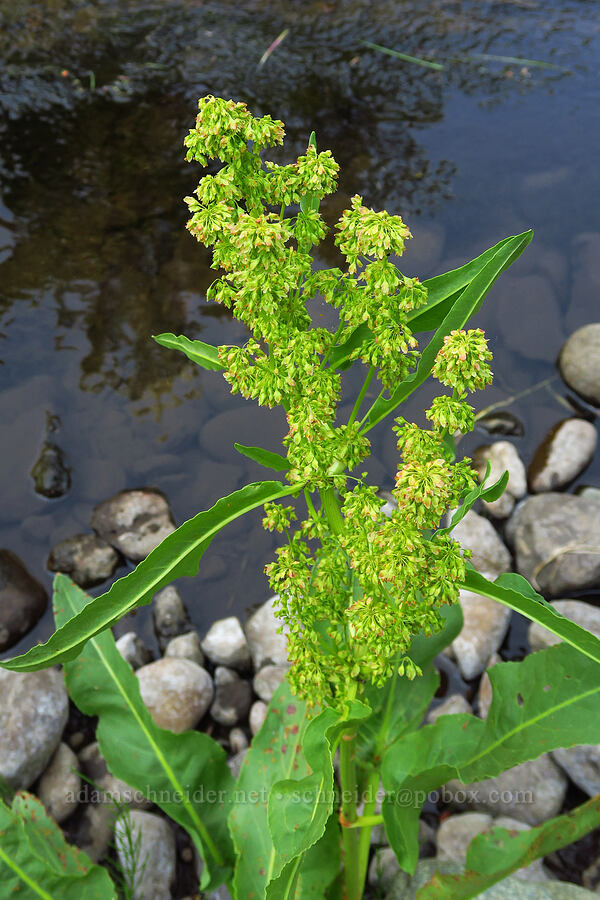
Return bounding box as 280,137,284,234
3,95,600,899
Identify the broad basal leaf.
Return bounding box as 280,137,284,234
0,792,116,899
1,481,295,672
461,568,600,666
417,794,600,899
152,332,224,371
54,576,235,892
382,641,600,873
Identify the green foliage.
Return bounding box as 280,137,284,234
1,94,598,900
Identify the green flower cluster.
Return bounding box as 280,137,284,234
184,96,494,707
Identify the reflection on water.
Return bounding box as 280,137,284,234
1,0,599,652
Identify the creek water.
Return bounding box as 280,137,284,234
1,0,600,659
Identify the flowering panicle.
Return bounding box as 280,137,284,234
183,96,496,708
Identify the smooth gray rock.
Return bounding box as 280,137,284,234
452,588,511,680
244,596,289,670
153,585,191,651
227,750,247,779
552,744,600,797
474,442,527,519
115,810,176,900
0,668,68,789
528,599,600,651
47,533,121,587
452,510,512,576
74,801,115,862
369,846,402,891
229,728,249,754
78,741,151,809
210,675,252,726
476,653,502,719
201,616,251,670
427,694,471,724
116,631,153,669
164,631,204,666
529,419,597,493
444,755,567,825
508,493,600,595
0,549,47,651
253,664,288,703
559,323,600,405
249,701,268,736
37,742,80,824
92,489,175,563
136,658,213,733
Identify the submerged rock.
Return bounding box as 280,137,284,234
91,488,175,562
0,549,47,651
559,324,600,406
30,442,70,498
47,533,121,587
529,419,597,492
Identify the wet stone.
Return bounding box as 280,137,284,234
201,616,251,670
253,664,288,703
229,727,249,754
0,548,47,651
91,488,175,563
451,510,512,577
452,589,511,680
136,658,213,733
153,585,192,652
476,653,502,719
164,630,204,667
244,596,289,671
528,599,600,652
552,744,600,797
559,323,600,406
0,668,69,789
47,533,121,587
30,441,71,498
249,701,268,736
115,810,176,900
427,693,471,724
210,674,252,726
116,631,153,670
529,419,597,493
78,741,151,809
37,742,80,824
473,442,527,519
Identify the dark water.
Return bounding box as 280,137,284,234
1,0,600,656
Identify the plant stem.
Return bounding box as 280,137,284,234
348,366,375,426
339,728,361,900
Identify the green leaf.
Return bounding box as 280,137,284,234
461,568,600,666
266,815,342,900
234,443,290,471
54,576,234,892
382,641,600,873
361,40,445,71
229,679,310,900
437,462,509,536
364,230,533,430
152,332,225,371
1,481,296,672
416,794,600,899
328,323,371,370
0,792,116,899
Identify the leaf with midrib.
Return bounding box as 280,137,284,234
0,480,296,672
382,641,600,872
152,332,225,371
234,442,290,471
54,575,235,893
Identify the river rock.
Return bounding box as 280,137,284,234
116,631,153,669
476,654,502,719
136,658,213,732
227,750,247,779
249,701,268,735
445,754,567,825
229,727,249,754
253,664,288,703
508,493,600,595
427,694,471,724
552,744,600,797
164,631,204,666
47,533,121,587
37,742,80,824
201,616,251,670
0,668,68,789
74,802,115,862
115,810,176,900
153,585,191,651
388,861,584,899
452,589,511,680
528,599,600,651
529,419,597,493
474,442,527,519
91,489,175,562
369,846,402,891
559,324,600,406
78,741,151,809
244,596,289,670
210,669,252,726
451,510,512,576
0,549,47,651
30,440,71,498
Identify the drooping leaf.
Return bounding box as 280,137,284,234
234,442,290,471
416,794,600,899
364,230,533,430
54,576,235,892
437,462,509,536
266,814,342,900
382,641,600,873
152,332,225,371
461,568,600,666
229,679,311,900
329,323,371,370
1,481,296,672
0,793,116,899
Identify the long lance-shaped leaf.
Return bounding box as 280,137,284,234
266,815,342,900
328,233,523,371
1,480,296,672
152,332,225,371
381,641,600,873
234,442,290,471
0,793,116,899
363,230,533,430
416,794,600,899
54,575,235,892
436,462,509,537
229,679,311,900
461,568,600,666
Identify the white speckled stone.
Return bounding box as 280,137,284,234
136,658,213,733
245,596,289,670
201,617,250,670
